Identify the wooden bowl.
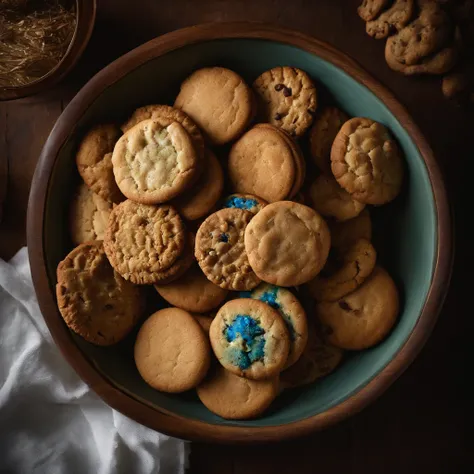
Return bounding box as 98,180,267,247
0,0,96,101
27,23,453,443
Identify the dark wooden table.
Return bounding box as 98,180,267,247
1,1,472,472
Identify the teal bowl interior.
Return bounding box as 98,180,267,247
44,39,436,427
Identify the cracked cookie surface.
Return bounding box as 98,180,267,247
209,298,290,380
331,117,404,205
253,66,317,137
112,119,198,204
134,308,211,393
245,201,331,287
195,208,261,291
366,0,414,39
358,0,391,21
56,241,143,346
329,209,372,250
104,200,186,284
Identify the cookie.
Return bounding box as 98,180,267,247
309,107,349,173
223,193,268,215
385,3,452,66
172,149,224,220
174,67,255,145
252,67,317,137
192,312,215,334
155,264,228,313
197,365,279,419
195,208,261,291
280,319,344,389
75,123,124,203
104,200,186,284
209,298,290,380
329,209,372,250
331,117,404,205
317,266,399,350
366,0,415,39
56,241,143,346
307,238,377,301
69,183,112,245
245,201,331,287
134,308,211,393
358,0,391,21
309,174,366,222
112,119,199,204
228,125,296,202
120,104,205,158
245,283,308,368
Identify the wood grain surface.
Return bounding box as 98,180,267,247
0,0,472,472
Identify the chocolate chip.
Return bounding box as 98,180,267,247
339,301,351,311
283,87,292,97
274,84,285,91
274,113,283,120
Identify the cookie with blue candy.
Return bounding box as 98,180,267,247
222,193,268,215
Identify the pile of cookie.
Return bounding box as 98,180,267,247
358,0,474,103
57,65,403,420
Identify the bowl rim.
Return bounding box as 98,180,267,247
27,22,453,443
0,0,97,101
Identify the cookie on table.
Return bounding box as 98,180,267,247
121,104,205,158
317,266,399,350
331,117,404,205
76,123,124,203
252,66,317,137
112,119,199,204
329,209,372,250
56,241,143,346
69,183,113,245
307,238,377,302
308,174,366,222
210,299,290,380
228,125,296,202
134,308,210,393
174,67,255,145
104,200,186,285
366,0,415,39
245,283,308,369
195,208,261,291
223,193,268,215
197,365,279,419
358,0,391,21
309,107,349,173
245,201,331,287
155,264,228,313
173,149,224,220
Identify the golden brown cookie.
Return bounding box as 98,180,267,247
366,0,415,39
192,312,215,334
69,183,113,245
104,200,186,284
228,125,296,202
134,308,211,393
309,107,349,173
112,119,199,204
56,241,143,346
331,117,404,205
358,0,391,21
120,104,205,158
174,67,255,145
253,67,317,137
155,264,228,313
209,299,290,380
197,365,279,419
222,193,268,215
307,238,377,301
75,123,123,203
246,283,308,369
195,208,261,291
317,266,399,350
245,201,331,287
308,174,366,222
172,149,224,220
329,209,372,250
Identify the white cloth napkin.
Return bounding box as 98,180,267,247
0,248,189,474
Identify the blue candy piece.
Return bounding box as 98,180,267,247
224,196,258,211
219,233,229,243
